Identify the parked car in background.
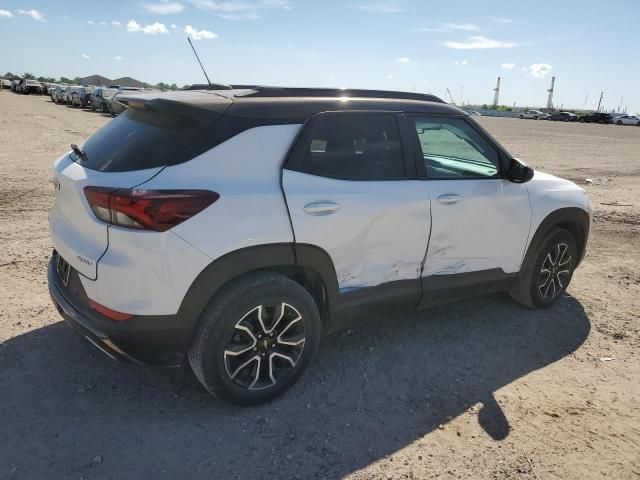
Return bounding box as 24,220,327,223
11,79,21,92
548,111,578,122
72,86,94,108
519,109,545,119
62,86,80,104
22,80,43,95
1,79,12,89
613,114,640,126
578,112,612,124
90,87,117,112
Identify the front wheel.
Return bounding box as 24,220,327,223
510,228,577,309
617,120,622,125
189,272,321,405
519,115,524,119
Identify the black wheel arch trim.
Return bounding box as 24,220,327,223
522,207,590,272
177,243,339,340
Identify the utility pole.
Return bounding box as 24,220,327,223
584,93,589,107
493,77,500,107
597,91,604,112
617,96,624,113
546,76,555,110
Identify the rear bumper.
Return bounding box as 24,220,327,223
48,254,193,366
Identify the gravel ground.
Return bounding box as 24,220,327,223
0,92,639,480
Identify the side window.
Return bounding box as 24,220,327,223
289,113,405,180
411,117,500,179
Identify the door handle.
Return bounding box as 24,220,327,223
437,194,463,205
303,201,341,216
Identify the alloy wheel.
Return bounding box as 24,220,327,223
538,242,572,299
224,303,305,390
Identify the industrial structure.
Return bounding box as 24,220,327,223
546,76,555,110
493,76,500,107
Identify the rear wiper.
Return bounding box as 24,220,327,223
70,143,85,159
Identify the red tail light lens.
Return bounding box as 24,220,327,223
84,187,219,232
89,299,134,322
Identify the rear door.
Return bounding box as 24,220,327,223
406,115,531,302
283,112,431,297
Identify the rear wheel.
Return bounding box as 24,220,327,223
510,228,577,309
617,120,622,125
519,114,524,119
189,271,321,405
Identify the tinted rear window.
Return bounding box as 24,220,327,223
74,104,224,172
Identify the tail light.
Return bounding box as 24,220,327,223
89,299,134,322
84,187,219,232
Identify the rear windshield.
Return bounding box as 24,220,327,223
73,104,224,172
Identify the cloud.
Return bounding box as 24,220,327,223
17,9,46,22
111,20,121,26
99,21,108,26
216,12,259,19
144,2,184,15
0,9,13,17
500,62,515,70
351,2,403,13
413,26,449,33
171,23,177,29
185,24,218,39
529,63,552,78
82,53,90,59
493,17,514,23
386,74,393,79
190,0,290,19
444,35,517,49
454,59,469,65
442,22,479,31
87,20,94,24
115,55,123,60
394,57,410,64
126,20,169,34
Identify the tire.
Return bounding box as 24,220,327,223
188,271,322,405
519,115,524,119
579,118,585,123
510,227,577,309
91,104,95,111
617,120,622,125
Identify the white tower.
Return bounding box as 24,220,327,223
546,76,555,110
492,77,500,107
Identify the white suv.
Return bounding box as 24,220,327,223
48,87,592,405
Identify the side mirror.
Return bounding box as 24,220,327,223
507,158,535,184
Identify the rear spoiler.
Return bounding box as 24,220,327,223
114,91,233,127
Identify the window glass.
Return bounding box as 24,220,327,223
412,117,500,178
294,114,405,180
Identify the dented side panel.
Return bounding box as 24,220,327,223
283,170,431,290
423,178,531,276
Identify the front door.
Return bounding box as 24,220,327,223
407,115,532,302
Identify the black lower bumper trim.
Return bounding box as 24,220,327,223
48,256,193,366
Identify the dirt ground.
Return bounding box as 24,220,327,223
0,92,638,480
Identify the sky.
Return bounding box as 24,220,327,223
1,0,639,113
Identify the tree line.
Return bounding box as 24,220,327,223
3,72,181,91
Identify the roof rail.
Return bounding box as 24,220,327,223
229,85,445,103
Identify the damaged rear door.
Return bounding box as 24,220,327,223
282,112,431,300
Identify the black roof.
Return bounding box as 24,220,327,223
117,86,463,122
